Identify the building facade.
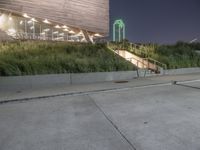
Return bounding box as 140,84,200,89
0,0,109,42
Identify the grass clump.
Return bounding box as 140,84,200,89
0,41,136,76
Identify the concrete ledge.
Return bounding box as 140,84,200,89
164,68,200,75
0,74,71,91
1,68,200,91
0,71,138,91
71,71,138,84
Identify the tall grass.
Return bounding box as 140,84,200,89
153,42,200,69
0,41,136,76
109,41,200,69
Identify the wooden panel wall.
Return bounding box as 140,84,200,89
0,0,109,35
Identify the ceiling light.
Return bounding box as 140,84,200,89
27,20,32,24
77,31,83,36
43,19,51,24
55,25,61,29
23,13,30,18
62,25,68,29
63,28,69,32
31,18,37,22
20,21,23,25
94,33,102,37
69,30,75,34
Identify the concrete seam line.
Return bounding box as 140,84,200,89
171,79,200,89
177,79,200,84
175,84,200,90
0,82,171,105
87,95,137,150
134,83,170,89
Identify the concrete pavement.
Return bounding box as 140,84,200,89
1,73,200,102
0,73,200,150
91,82,200,150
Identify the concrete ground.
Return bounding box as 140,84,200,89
0,73,200,150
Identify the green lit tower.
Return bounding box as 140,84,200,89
113,19,125,42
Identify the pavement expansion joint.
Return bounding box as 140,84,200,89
172,79,200,90
175,83,200,90
87,95,137,150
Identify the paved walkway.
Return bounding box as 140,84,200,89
0,73,200,150
1,73,200,102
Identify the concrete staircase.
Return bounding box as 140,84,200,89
112,49,166,77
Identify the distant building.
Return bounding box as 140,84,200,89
113,19,125,42
0,0,109,42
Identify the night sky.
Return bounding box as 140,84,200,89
110,0,200,44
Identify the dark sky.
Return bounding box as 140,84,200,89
110,0,200,44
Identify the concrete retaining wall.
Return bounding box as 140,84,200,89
0,74,71,91
0,71,138,91
1,68,200,91
164,68,200,75
71,71,138,84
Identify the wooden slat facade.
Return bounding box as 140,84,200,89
0,0,109,35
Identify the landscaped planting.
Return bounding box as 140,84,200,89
109,41,200,69
0,41,136,76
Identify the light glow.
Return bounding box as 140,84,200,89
7,28,16,37
43,19,51,24
94,33,102,37
31,18,37,22
27,20,32,24
53,31,59,34
113,19,125,42
76,31,83,36
62,25,68,29
23,13,30,18
55,25,61,29
43,28,50,32
69,30,75,34
63,28,69,32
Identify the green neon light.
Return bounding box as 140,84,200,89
113,19,125,42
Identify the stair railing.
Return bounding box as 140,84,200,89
108,43,167,74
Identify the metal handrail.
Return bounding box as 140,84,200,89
111,49,149,69
129,42,167,70
143,57,167,70
108,45,167,73
125,57,149,69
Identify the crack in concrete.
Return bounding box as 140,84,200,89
175,83,200,90
172,79,200,90
87,95,137,150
